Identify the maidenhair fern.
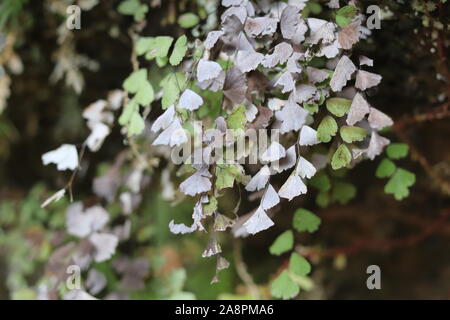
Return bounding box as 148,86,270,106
39,0,417,300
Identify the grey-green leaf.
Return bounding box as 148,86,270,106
340,125,368,143
178,13,200,28
269,230,294,256
317,116,338,143
326,97,352,117
331,144,352,170
169,35,188,66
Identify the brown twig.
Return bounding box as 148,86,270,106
319,205,450,237
392,123,450,196
392,100,450,197
65,143,87,202
394,102,450,128
302,207,450,259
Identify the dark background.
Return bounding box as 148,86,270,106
0,0,449,299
